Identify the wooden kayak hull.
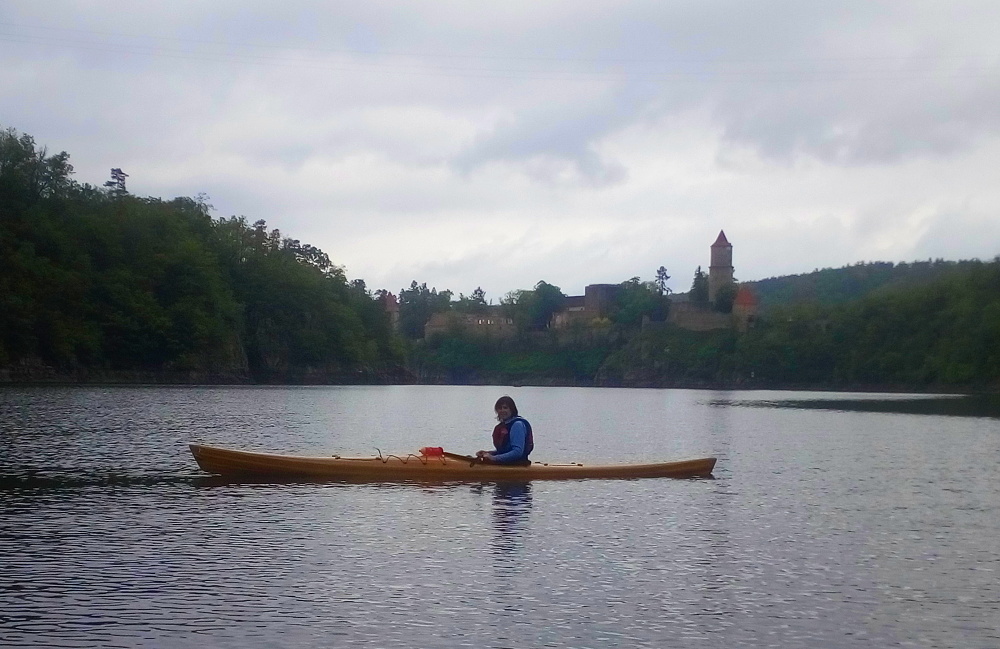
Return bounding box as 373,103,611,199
189,444,716,481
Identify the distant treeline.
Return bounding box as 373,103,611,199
1,127,402,382
3,127,998,390
603,258,1000,388
411,260,1000,390
749,259,988,310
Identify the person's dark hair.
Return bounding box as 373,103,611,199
494,395,518,420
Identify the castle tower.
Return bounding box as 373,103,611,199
708,230,734,303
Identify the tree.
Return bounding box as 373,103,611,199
1,127,76,209
103,168,128,197
690,266,709,304
614,277,670,326
530,281,565,329
655,266,671,295
714,282,737,313
453,286,489,314
0,127,406,380
398,281,453,338
500,281,566,332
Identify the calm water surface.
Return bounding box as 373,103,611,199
1,385,998,648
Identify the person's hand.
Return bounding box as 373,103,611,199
478,454,494,463
476,450,488,458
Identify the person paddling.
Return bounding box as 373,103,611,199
476,396,533,465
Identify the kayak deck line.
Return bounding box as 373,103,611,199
189,443,717,482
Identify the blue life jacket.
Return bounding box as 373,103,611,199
493,416,534,461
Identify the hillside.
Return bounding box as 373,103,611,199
1,127,404,383
746,259,986,311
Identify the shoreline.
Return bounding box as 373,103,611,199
1,372,993,395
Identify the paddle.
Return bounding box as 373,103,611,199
442,451,481,466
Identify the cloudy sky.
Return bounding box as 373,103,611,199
3,2,999,301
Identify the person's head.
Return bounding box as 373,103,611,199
494,395,518,421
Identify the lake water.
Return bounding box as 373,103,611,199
1,385,998,648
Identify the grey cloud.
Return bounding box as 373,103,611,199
911,206,1000,262
715,71,1000,165
452,82,658,186
4,1,999,298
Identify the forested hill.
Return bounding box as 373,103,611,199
597,258,1000,390
1,127,403,383
747,259,988,311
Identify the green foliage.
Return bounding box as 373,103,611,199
585,259,1000,389
713,282,737,313
748,259,978,311
598,327,738,385
613,277,669,327
530,281,565,329
501,280,566,332
690,266,709,304
417,328,613,384
655,266,671,294
0,127,402,380
453,286,489,314
1,127,75,212
737,260,1000,387
398,281,453,339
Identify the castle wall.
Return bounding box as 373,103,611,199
424,307,515,338
584,284,620,318
667,302,733,331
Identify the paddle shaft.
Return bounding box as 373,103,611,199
442,451,480,464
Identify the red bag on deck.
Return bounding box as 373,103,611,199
419,446,444,457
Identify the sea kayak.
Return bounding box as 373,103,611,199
189,443,717,481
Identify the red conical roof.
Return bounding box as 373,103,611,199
712,230,731,247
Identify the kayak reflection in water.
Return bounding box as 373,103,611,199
476,396,534,465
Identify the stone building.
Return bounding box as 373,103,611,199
708,230,734,303
423,306,515,338
551,284,622,328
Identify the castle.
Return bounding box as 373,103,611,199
421,230,757,337
667,230,757,332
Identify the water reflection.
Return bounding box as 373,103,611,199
717,393,1000,419
489,481,532,559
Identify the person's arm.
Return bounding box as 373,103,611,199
490,421,527,464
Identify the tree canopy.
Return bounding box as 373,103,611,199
398,281,453,339
0,126,400,381
501,281,566,331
